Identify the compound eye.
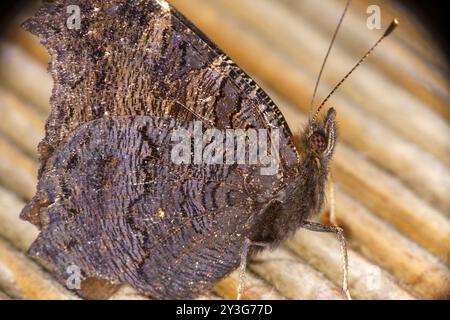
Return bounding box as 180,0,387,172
311,132,327,154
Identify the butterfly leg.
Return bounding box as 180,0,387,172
300,220,351,300
237,239,269,300
327,174,337,225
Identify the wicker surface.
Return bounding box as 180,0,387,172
0,0,448,300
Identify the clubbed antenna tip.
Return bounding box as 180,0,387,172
384,18,400,37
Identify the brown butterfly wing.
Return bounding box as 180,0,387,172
27,116,260,298
21,0,300,298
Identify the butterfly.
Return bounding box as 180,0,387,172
20,0,396,299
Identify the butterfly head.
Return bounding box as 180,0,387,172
302,107,337,163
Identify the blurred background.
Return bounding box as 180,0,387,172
0,0,448,300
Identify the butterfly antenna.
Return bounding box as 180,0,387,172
311,18,399,123
309,0,351,127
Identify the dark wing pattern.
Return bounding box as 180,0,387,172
21,0,300,298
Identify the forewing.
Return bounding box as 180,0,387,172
22,0,299,179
